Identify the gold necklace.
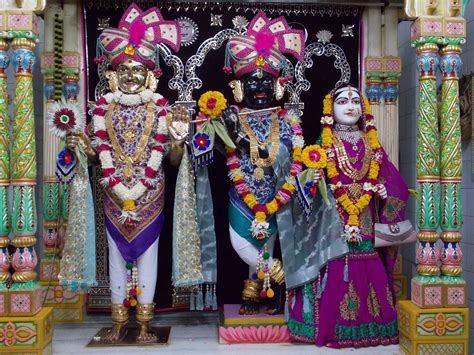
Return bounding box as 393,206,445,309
333,132,372,182
239,112,280,181
105,101,155,180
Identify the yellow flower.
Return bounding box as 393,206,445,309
347,214,359,226
244,194,258,208
293,147,302,162
321,127,333,148
283,182,296,193
367,129,381,149
301,144,327,169
363,95,371,115
368,161,380,180
323,94,333,115
123,199,135,211
326,161,338,179
266,200,279,214
255,212,266,222
198,91,227,119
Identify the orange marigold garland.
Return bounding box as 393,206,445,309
225,108,304,239
320,92,383,242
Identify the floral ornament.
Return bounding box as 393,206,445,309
320,89,382,242
296,144,328,221
301,144,327,170
192,91,235,169
47,99,85,138
198,91,227,119
193,132,211,151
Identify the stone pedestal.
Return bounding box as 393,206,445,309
218,304,290,344
398,300,469,355
40,281,84,323
0,306,53,355
411,279,444,308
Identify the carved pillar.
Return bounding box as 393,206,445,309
10,38,38,284
381,56,402,167
413,42,442,306
41,53,62,269
0,39,10,284
439,43,466,302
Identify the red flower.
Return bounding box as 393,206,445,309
206,97,217,110
154,133,168,143
95,130,108,140
93,108,106,116
158,109,167,117
109,178,121,187
53,108,76,132
97,144,111,153
156,98,168,107
145,167,157,178
96,97,107,105
102,168,115,177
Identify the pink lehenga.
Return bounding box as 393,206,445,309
287,131,409,348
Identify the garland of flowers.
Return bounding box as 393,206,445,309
92,89,170,226
321,93,382,242
226,108,304,239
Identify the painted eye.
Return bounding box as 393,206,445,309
336,98,348,105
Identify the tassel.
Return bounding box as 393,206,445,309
343,255,349,283
204,284,211,309
302,286,310,314
284,290,289,321
291,289,296,310
211,284,218,310
189,289,195,311
196,285,204,311
321,266,328,294
316,273,322,299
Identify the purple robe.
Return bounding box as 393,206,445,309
288,132,408,348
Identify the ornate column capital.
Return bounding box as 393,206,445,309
11,38,35,75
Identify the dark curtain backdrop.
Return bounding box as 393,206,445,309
84,1,362,309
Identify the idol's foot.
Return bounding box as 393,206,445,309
265,283,285,315
239,300,259,315
102,322,127,343
136,322,157,344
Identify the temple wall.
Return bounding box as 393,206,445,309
398,1,474,351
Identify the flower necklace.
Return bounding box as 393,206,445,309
226,108,304,297
226,108,304,238
93,89,170,225
321,93,382,242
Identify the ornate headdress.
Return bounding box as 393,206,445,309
224,11,305,78
96,3,181,70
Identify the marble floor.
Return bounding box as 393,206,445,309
53,312,402,354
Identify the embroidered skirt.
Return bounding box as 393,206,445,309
287,240,399,348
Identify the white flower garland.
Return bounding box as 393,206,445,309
93,90,169,224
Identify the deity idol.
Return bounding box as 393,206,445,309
287,85,409,348
68,4,187,343
221,12,306,315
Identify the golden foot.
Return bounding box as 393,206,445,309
102,323,126,343
136,328,157,344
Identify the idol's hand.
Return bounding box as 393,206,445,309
376,184,387,199
169,105,190,142
66,133,97,161
222,107,239,134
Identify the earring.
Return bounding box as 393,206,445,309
229,79,243,103
146,71,158,92
274,78,284,101
106,71,119,92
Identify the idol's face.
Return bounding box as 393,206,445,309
333,88,362,126
242,70,275,109
116,59,148,94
